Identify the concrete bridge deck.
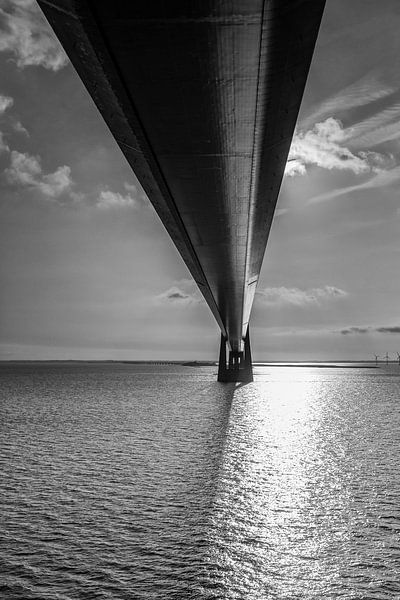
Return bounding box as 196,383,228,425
39,0,325,381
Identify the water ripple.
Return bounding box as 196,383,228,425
1,363,399,598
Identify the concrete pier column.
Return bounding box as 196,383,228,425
218,328,253,383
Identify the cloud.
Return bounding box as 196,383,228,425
122,181,150,207
4,159,138,207
12,120,29,136
285,118,387,177
344,102,400,148
0,93,30,141
257,285,348,307
5,150,73,197
375,326,400,334
274,208,288,217
156,286,199,306
287,116,399,202
309,164,400,204
340,327,370,335
155,279,203,306
0,94,13,114
301,75,393,130
0,131,9,153
0,0,67,70
124,182,138,195
285,159,306,177
95,189,137,209
345,102,400,139
340,325,400,335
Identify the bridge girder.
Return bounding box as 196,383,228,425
38,0,325,362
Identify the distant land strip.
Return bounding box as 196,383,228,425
0,360,385,368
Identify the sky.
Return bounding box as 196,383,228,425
1,0,400,361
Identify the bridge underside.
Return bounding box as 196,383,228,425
218,328,253,383
39,0,325,379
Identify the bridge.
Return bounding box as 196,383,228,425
39,0,325,382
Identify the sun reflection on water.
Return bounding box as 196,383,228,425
205,367,377,599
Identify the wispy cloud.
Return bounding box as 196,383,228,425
274,208,288,217
345,102,400,139
286,112,399,203
257,285,348,307
0,0,67,70
340,325,400,335
288,73,400,203
5,150,73,197
345,102,400,148
309,164,400,204
301,75,393,130
286,118,388,178
0,94,13,114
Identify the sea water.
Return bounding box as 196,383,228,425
1,362,399,599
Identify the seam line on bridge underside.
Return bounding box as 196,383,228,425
242,0,267,344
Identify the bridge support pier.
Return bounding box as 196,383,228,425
218,328,253,383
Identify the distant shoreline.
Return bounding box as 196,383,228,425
0,360,387,369
254,363,378,369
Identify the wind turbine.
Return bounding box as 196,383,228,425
374,354,379,366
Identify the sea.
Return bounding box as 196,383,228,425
1,362,399,599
